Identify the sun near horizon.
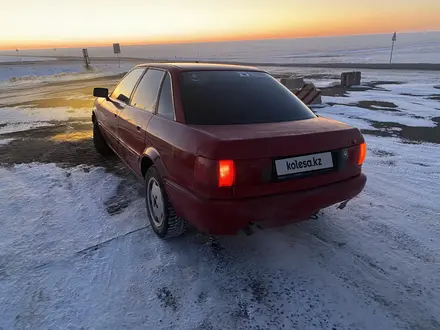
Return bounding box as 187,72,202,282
1,0,440,50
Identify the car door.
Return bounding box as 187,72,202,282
146,71,191,184
118,68,166,176
96,68,144,155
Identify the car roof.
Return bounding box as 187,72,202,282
136,62,263,73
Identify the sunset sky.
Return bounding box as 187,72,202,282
1,0,440,49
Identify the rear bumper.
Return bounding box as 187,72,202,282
165,173,366,235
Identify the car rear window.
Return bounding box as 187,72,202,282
179,71,316,125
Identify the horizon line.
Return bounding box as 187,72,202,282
1,29,439,52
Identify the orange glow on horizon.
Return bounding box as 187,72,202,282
1,0,440,51
3,27,439,51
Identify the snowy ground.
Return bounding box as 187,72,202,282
2,31,439,64
0,61,136,87
1,66,440,329
0,56,56,63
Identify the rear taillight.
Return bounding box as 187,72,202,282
194,157,235,188
347,142,367,166
358,142,367,165
218,160,235,187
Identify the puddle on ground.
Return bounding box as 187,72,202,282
326,100,401,112
0,121,91,139
372,150,396,157
355,100,399,112
50,130,93,142
321,86,372,97
365,81,405,87
362,117,440,144
428,95,440,101
321,81,407,98
5,97,94,109
0,119,137,181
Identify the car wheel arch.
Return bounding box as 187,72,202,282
141,156,154,178
141,147,167,178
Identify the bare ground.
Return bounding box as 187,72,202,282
0,75,131,176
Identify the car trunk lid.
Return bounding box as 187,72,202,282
191,117,365,199
193,117,362,159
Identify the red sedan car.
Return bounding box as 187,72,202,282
92,63,366,238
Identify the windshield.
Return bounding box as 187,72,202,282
179,70,316,125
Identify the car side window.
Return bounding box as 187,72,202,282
130,69,165,112
157,74,175,120
110,69,144,103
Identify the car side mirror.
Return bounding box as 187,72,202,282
93,87,109,99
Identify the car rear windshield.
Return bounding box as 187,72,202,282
179,70,316,125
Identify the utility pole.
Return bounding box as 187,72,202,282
389,32,397,64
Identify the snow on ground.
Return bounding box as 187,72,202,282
0,61,134,87
320,103,436,128
361,70,440,85
310,80,338,88
267,67,440,91
0,63,89,82
322,83,440,128
0,122,55,135
1,137,440,329
0,106,91,134
0,138,14,145
0,106,91,123
0,164,145,275
1,67,440,329
316,106,377,130
0,56,56,62
377,83,440,96
3,31,439,64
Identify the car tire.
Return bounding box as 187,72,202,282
145,166,187,239
93,122,113,157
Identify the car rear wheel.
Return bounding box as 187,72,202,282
145,166,187,239
93,122,113,157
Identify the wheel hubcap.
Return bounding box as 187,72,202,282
147,178,164,227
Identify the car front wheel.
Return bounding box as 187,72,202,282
145,166,187,239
